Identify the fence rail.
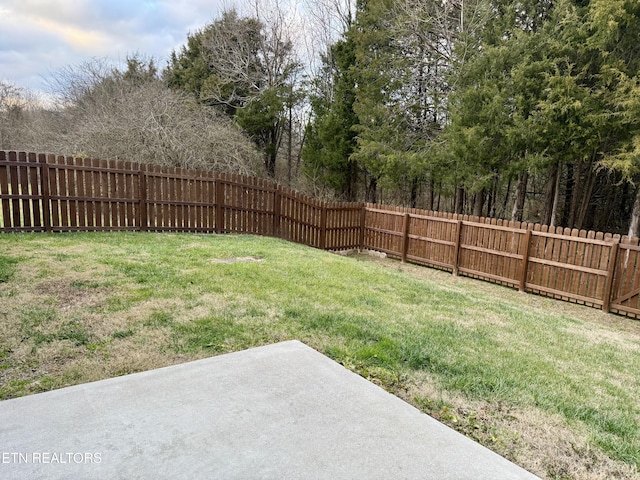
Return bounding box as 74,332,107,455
2,151,639,320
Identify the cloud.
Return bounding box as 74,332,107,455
0,0,229,93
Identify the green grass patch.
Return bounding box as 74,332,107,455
1,232,639,477
0,254,19,282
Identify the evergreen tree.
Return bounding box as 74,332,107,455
302,35,360,200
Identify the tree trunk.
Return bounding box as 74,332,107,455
594,172,613,232
426,178,434,211
575,165,596,230
410,177,419,208
511,171,528,222
491,176,499,218
487,181,495,218
473,189,485,217
265,152,276,178
542,163,559,225
628,185,640,238
366,176,378,204
568,161,584,228
562,162,574,227
264,127,278,178
344,159,358,202
501,177,512,219
287,101,293,186
550,164,562,227
455,186,465,214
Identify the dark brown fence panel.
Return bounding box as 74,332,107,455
0,152,10,229
279,190,322,248
143,166,215,232
217,173,276,237
0,151,44,231
41,156,140,231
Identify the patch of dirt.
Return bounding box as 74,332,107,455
210,256,264,264
35,281,108,311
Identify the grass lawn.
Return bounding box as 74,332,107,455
1,232,639,480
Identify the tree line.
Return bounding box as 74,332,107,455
2,0,639,235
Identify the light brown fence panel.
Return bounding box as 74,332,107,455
457,221,523,287
364,206,405,257
557,228,574,301
610,240,640,318
525,230,612,307
325,204,361,250
405,213,457,271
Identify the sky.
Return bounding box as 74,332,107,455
0,0,231,95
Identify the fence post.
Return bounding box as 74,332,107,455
38,154,52,233
359,203,367,251
320,204,327,250
402,213,411,263
273,186,281,238
452,220,463,275
519,229,533,292
602,240,620,313
215,175,224,234
138,166,147,232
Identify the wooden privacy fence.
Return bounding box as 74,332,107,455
363,206,638,317
2,151,640,320
0,152,362,248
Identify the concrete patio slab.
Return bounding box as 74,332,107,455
0,340,540,479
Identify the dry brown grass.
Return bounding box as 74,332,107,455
401,372,638,480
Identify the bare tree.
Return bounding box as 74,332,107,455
25,58,261,174
0,81,32,150
196,7,302,177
